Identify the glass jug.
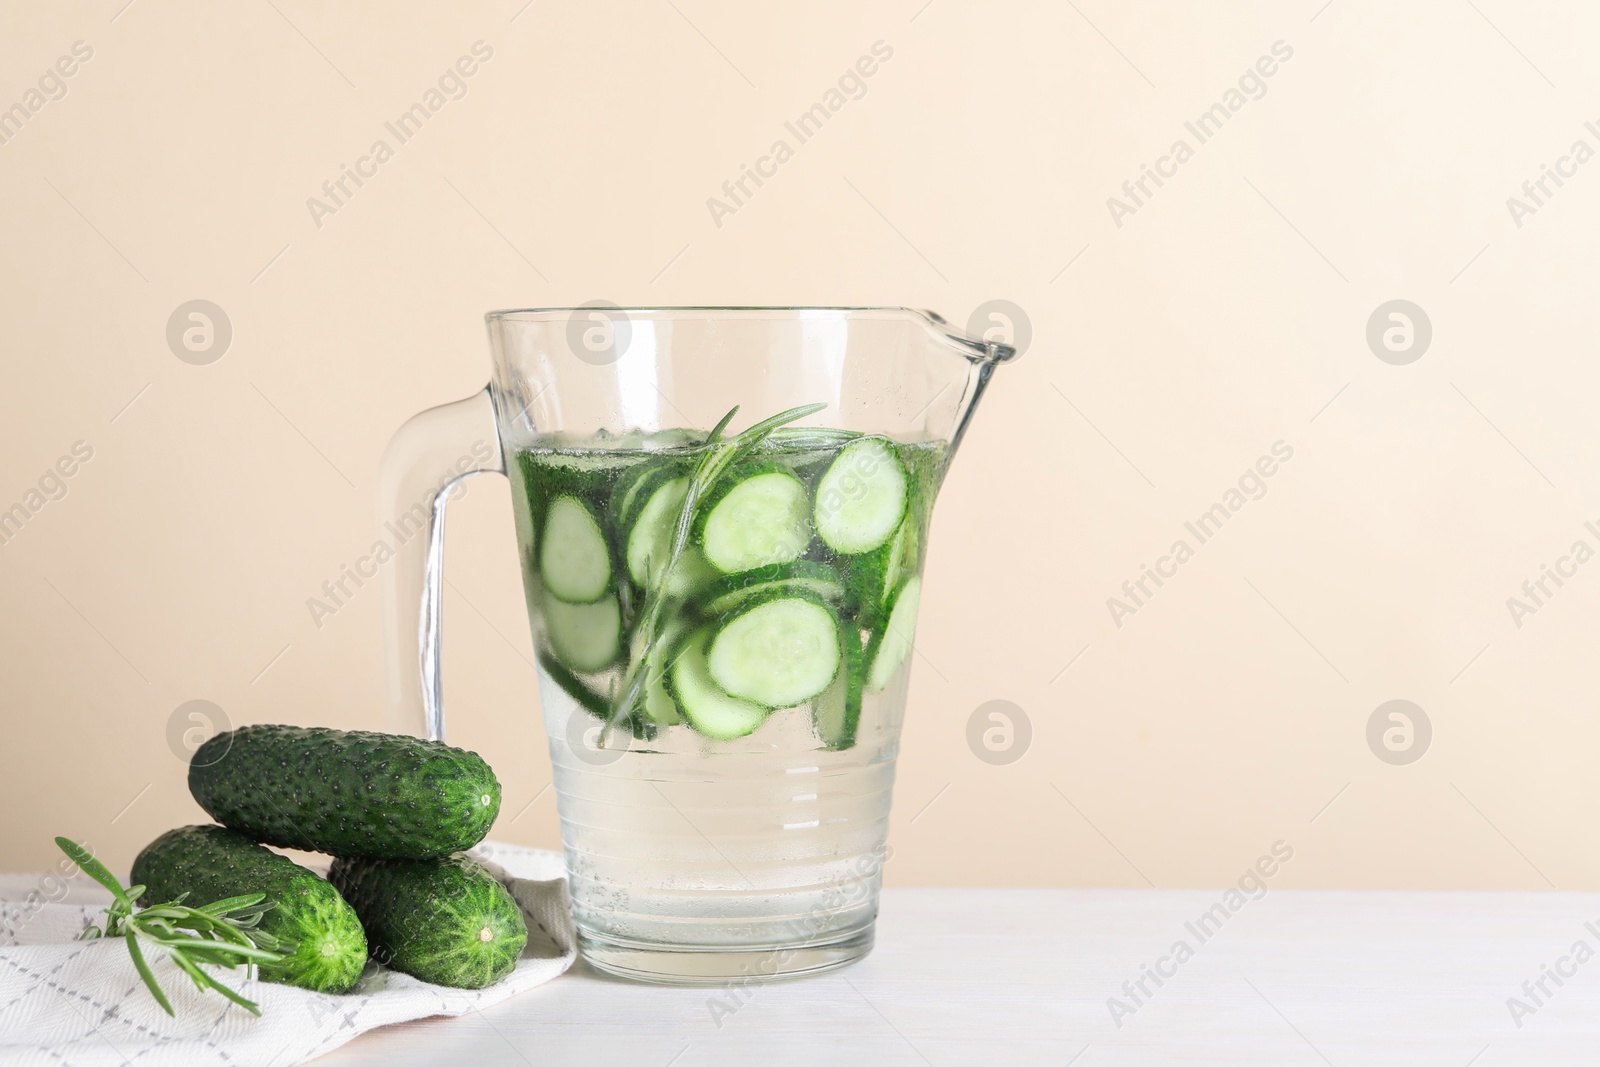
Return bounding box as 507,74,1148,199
378,306,1014,983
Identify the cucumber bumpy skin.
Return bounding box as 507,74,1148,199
131,825,367,994
329,854,528,989
189,725,502,860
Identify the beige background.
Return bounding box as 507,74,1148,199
2,0,1596,890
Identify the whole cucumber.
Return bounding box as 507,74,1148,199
131,825,367,994
189,725,501,859
329,854,527,989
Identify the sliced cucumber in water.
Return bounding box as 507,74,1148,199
536,645,610,718
609,460,671,534
866,576,921,692
630,620,687,726
544,592,621,673
627,475,690,586
696,561,847,618
881,511,920,598
849,512,922,630
665,545,719,598
697,466,812,574
624,476,713,601
812,621,863,749
668,629,769,740
814,437,909,556
540,495,612,603
707,594,841,709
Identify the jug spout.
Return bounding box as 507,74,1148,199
916,308,1020,366
910,308,1017,458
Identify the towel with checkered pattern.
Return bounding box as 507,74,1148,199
0,842,575,1066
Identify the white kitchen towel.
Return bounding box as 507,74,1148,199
0,841,575,1067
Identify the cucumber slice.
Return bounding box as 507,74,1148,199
707,594,841,708
696,561,848,618
536,645,611,718
630,620,687,726
627,475,690,586
814,437,910,555
643,663,680,726
866,576,921,692
849,512,921,630
543,592,621,673
812,621,863,750
697,466,812,574
668,628,769,740
665,544,719,598
610,456,683,527
540,495,612,603
881,511,919,601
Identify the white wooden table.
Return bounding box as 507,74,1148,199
316,888,1598,1065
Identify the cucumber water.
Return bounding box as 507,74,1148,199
508,416,945,966
511,425,943,748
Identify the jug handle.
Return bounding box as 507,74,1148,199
375,385,505,740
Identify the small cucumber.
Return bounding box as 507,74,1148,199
667,628,769,740
189,725,501,859
706,593,841,708
330,854,528,990
866,576,922,692
814,437,909,555
696,465,812,574
539,495,612,603
131,825,367,994
543,591,622,673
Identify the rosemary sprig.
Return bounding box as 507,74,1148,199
55,837,286,1017
600,401,827,745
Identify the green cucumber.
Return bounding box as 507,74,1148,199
706,593,841,708
695,561,848,618
696,465,812,574
543,592,621,673
329,854,527,990
866,576,922,692
812,621,864,749
539,495,612,603
667,628,769,739
814,437,909,555
188,725,501,859
131,825,367,994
